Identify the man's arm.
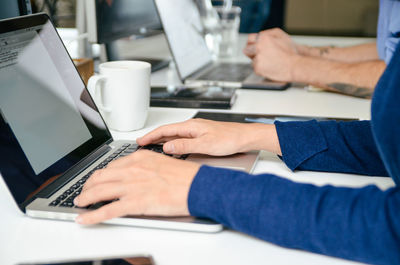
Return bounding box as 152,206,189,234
73,118,392,265
245,29,386,98
137,119,388,177
74,118,389,225
246,30,379,63
73,142,400,265
189,166,400,265
291,56,386,98
298,42,380,63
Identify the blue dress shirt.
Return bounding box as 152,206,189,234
377,0,400,63
188,43,400,264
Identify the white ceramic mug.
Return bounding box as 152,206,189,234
88,61,151,131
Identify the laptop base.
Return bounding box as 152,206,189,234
188,63,290,91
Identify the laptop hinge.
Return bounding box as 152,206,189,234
183,61,214,82
20,143,112,211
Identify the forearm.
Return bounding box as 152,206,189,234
298,43,379,63
189,166,400,265
292,55,386,98
240,120,388,177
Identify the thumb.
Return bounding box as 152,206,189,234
244,44,256,58
247,33,258,44
163,138,204,155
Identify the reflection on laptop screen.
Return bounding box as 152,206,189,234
0,20,111,205
0,28,92,174
155,0,212,79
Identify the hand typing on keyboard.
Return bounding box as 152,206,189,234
74,150,200,225
136,118,281,156
73,118,281,225
49,143,187,210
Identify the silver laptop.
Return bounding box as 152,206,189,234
0,14,259,233
154,0,289,90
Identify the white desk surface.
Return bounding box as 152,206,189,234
1,34,392,265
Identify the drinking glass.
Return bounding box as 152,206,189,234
215,6,241,58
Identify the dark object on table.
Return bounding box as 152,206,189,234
193,112,358,123
18,255,156,265
151,86,237,109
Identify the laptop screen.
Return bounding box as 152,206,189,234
154,0,212,80
0,15,112,205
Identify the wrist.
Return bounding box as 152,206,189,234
296,44,313,56
241,123,282,155
172,160,201,216
290,54,304,83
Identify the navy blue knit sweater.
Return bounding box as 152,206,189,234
188,44,400,264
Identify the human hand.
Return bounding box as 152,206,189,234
244,28,300,58
243,28,301,82
244,33,260,59
74,150,200,225
137,119,282,156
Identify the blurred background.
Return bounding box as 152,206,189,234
31,0,379,37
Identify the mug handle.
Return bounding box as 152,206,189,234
87,75,112,113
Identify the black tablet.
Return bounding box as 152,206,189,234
193,112,359,123
150,86,237,109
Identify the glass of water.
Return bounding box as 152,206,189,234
196,0,222,58
214,6,241,58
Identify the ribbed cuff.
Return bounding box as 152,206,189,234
275,120,328,171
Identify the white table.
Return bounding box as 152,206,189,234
0,34,392,265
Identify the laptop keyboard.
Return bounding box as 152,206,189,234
48,143,187,208
199,63,253,82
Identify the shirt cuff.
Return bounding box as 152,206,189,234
275,120,328,171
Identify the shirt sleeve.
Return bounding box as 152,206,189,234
188,166,400,265
377,0,400,64
275,120,389,177
384,1,400,64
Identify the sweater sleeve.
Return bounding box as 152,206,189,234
275,120,389,177
188,166,400,265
